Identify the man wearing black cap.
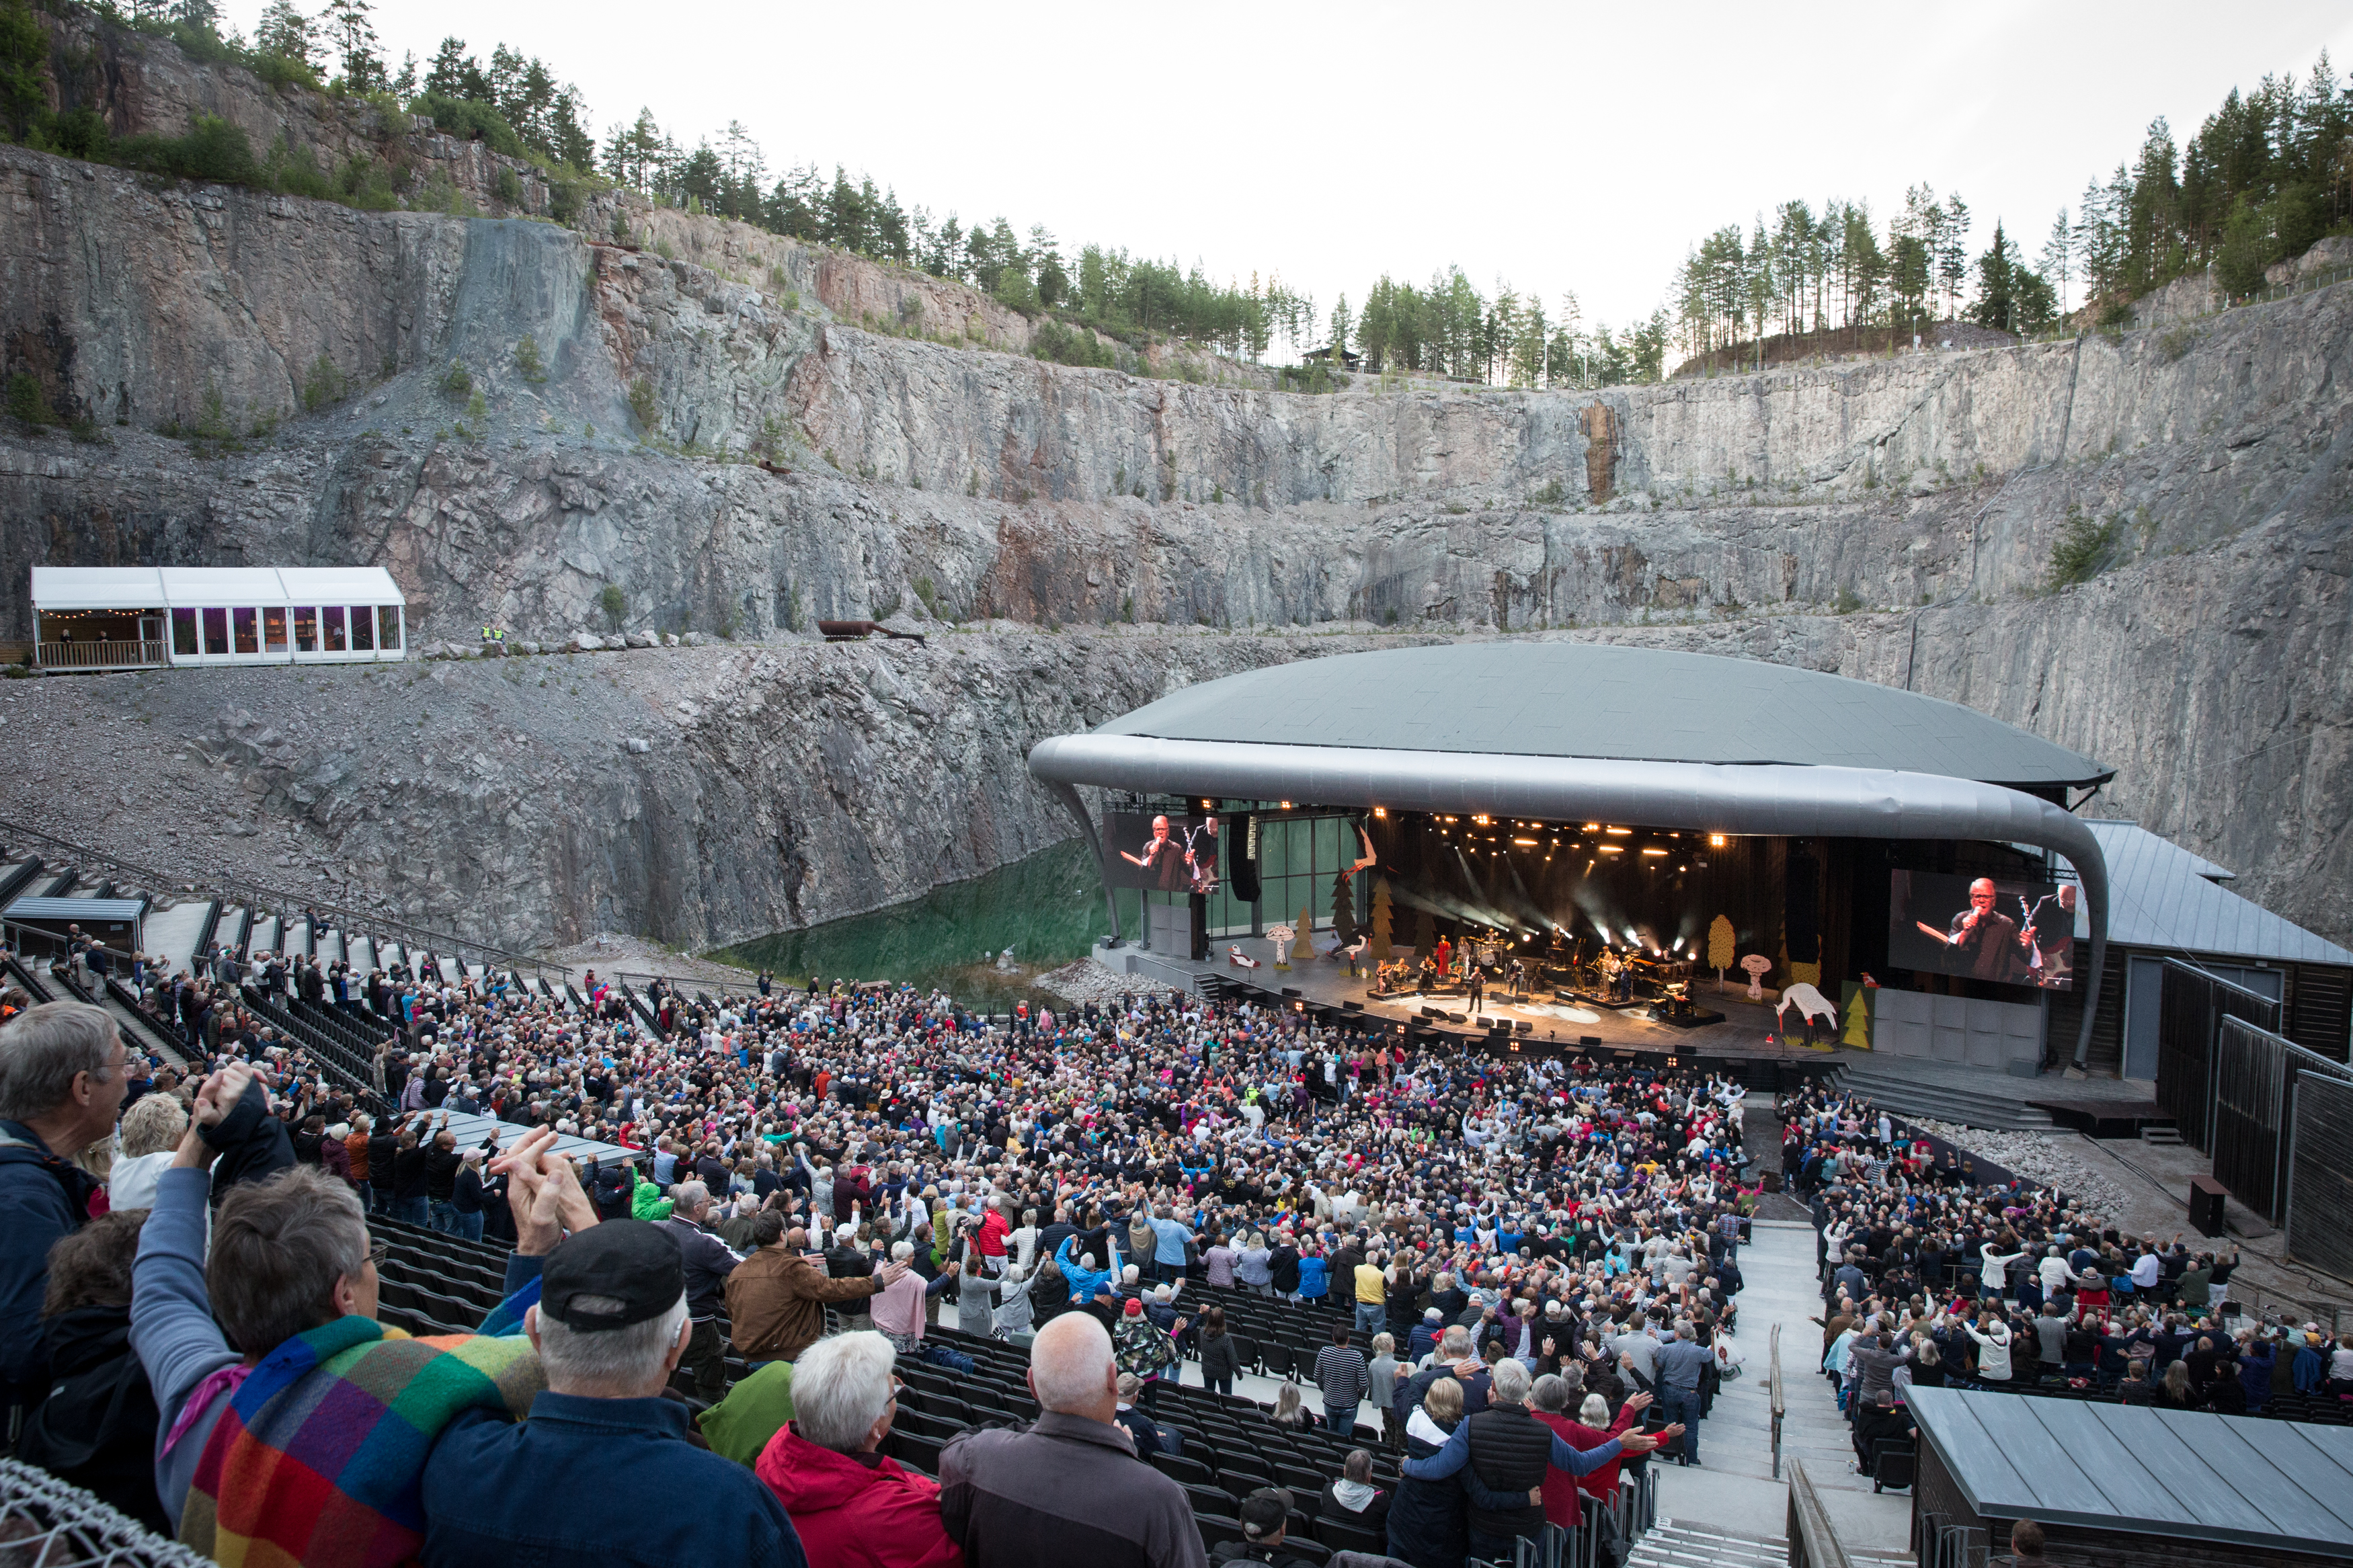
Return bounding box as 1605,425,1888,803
1215,1487,1317,1568
422,1219,807,1567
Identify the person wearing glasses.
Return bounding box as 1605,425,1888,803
756,1329,961,1568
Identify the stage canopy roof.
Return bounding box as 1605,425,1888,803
1091,641,2110,788
1907,1385,2353,1555
1031,640,2120,1067
30,565,406,610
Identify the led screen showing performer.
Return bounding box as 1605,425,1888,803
1103,811,1220,894
1888,870,2075,989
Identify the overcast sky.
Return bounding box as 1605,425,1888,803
232,1,2353,345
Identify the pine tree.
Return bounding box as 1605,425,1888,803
1298,903,1316,961
320,0,381,91
253,0,319,73
1367,878,1393,960
2040,208,2073,315
1411,905,1434,961
424,37,479,100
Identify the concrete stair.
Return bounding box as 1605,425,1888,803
1630,1522,1787,1568
1824,1057,2055,1131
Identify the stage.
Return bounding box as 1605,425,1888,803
1096,933,1850,1071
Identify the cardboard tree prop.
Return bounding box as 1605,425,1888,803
1367,878,1395,961
1330,870,1359,948
1707,915,1737,992
1297,903,1317,961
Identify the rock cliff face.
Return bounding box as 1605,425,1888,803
1,58,2349,953
0,630,1439,952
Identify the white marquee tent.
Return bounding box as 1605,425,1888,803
28,566,407,671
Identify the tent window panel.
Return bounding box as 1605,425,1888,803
293,607,318,652
172,609,198,657
233,608,259,655
263,606,288,651
348,606,374,651
323,606,346,653
200,608,227,655
377,606,402,649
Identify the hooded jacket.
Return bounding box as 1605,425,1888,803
756,1421,965,1568
16,1302,169,1534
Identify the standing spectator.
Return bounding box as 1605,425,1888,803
1657,1325,1713,1476
658,1180,748,1401
727,1216,908,1366
938,1313,1207,1568
1198,1305,1241,1396
754,1329,962,1568
449,1148,489,1241
1,1003,126,1414
1314,1323,1371,1439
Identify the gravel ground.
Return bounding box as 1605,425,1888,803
1900,1116,2131,1223
546,932,759,987
1034,958,1181,1006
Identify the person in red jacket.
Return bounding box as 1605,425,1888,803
975,1196,1010,1273
757,1329,963,1568
1530,1378,1649,1526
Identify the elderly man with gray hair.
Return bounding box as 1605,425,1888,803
2,1002,128,1411
939,1312,1206,1568
424,1218,806,1567
754,1330,962,1566
657,1178,747,1402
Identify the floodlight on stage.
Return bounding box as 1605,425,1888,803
1708,833,1727,848
1279,800,1293,809
1373,807,1386,818
1474,815,1492,825
1597,845,1622,854
1513,838,1538,846
1605,827,1632,835
1640,848,1668,856
1583,823,1600,831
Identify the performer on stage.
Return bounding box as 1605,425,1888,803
1466,965,1485,1012
1433,934,1453,977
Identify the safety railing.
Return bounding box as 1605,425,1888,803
1785,1457,1851,1568
34,638,167,671
1468,1468,1659,1568
0,817,554,981
1769,1321,1786,1479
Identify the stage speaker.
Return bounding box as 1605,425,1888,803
1342,1000,1362,1012
2188,1175,2228,1237
1581,1035,1602,1047
1226,813,1261,901
1447,1012,1466,1024
1422,1006,1444,1020
1514,1021,1533,1036
1281,987,1301,998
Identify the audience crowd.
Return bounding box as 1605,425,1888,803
9,946,2340,1568
1782,1081,2351,1481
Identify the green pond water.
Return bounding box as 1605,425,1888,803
713,838,1109,1012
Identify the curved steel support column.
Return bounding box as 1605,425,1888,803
1031,734,2110,1069
1043,777,1120,944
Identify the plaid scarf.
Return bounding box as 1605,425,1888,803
180,1289,544,1567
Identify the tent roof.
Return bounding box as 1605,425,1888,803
30,565,405,610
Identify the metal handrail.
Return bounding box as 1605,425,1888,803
1784,1457,1851,1568
0,817,553,980
34,639,167,670
1769,1321,1786,1479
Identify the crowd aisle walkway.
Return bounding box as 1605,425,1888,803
1649,1219,1913,1556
